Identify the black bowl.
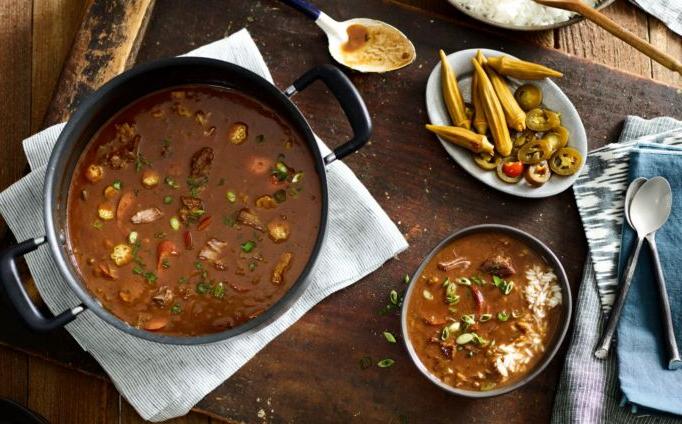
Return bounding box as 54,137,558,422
400,224,572,397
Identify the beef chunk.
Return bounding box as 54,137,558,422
190,147,214,179
152,286,174,307
480,254,516,277
237,208,264,231
178,196,204,223
97,123,140,169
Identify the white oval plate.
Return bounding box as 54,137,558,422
425,48,587,199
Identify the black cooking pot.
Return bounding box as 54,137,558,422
0,58,371,344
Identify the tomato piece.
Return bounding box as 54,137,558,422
116,191,135,222
183,231,193,250
502,161,523,178
496,158,524,184
470,285,486,315
197,215,212,231
157,240,178,270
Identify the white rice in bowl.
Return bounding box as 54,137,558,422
452,0,598,27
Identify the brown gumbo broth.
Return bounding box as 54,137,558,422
407,232,562,391
67,85,321,336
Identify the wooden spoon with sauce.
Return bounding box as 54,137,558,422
280,0,416,73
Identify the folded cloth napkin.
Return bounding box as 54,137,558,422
552,116,682,424
573,116,682,311
616,142,682,415
0,29,408,422
628,0,682,37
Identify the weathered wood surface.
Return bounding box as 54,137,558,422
42,0,155,126
0,0,681,422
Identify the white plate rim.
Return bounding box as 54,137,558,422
425,48,587,199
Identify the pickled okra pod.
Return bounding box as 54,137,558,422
471,72,488,135
439,49,471,130
485,66,526,132
471,54,512,157
425,124,494,155
486,56,563,80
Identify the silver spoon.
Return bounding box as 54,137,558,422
595,177,674,359
279,0,416,73
626,179,682,370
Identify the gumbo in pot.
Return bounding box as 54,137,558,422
67,85,321,335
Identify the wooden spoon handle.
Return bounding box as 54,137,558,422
566,1,682,75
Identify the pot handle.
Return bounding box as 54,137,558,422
284,65,372,164
0,237,85,331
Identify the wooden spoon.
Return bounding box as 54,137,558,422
534,0,682,75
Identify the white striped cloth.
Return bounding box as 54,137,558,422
0,29,408,421
629,0,682,36
552,116,682,423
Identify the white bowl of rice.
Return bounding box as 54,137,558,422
448,0,613,30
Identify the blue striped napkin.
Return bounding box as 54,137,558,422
616,142,682,415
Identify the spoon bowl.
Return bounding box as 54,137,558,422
281,0,416,73
629,177,672,236
321,17,416,73
624,177,647,227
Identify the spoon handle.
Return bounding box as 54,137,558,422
279,0,320,21
595,236,644,359
646,233,682,370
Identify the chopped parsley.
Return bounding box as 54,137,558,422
223,214,237,227
134,151,151,172
132,267,157,284
240,240,256,253
196,281,211,294
170,303,182,314
187,176,207,198
212,282,225,299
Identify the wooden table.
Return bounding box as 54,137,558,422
0,0,680,422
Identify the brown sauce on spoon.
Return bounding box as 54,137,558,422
342,24,369,53
340,23,414,71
